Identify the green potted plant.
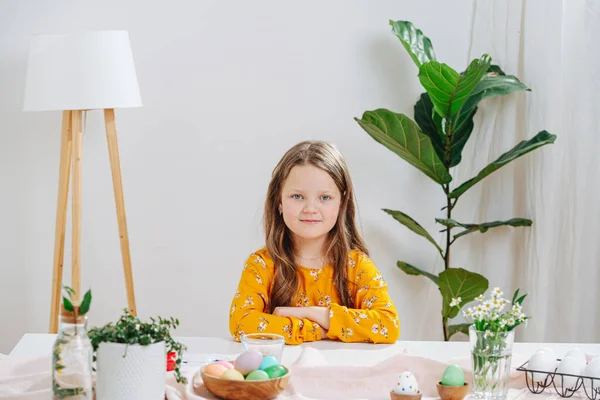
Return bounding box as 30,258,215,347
89,309,187,400
355,20,556,341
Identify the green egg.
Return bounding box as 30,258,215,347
441,364,465,386
245,370,270,381
264,365,288,379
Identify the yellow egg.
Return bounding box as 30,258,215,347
204,363,228,378
221,368,245,381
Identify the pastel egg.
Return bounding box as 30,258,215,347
216,360,234,369
204,363,228,378
221,368,245,381
259,355,279,371
441,364,465,386
246,370,270,381
235,351,263,375
264,365,288,379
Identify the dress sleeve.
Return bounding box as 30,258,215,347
326,253,400,343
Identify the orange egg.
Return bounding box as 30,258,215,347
204,363,228,378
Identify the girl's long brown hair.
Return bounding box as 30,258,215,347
264,141,368,313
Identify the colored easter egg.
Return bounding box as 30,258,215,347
235,351,263,375
393,371,419,394
264,365,288,379
259,355,279,371
216,360,234,369
441,364,465,386
204,363,227,378
221,368,245,381
246,369,270,381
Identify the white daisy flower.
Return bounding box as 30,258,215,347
508,318,516,326
512,304,522,314
492,287,503,298
484,330,493,338
450,297,462,307
476,294,484,302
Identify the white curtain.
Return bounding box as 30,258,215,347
420,0,600,343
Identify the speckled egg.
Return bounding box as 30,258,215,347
235,350,263,375
393,371,419,394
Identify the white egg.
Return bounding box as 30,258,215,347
584,358,600,392
556,356,582,389
528,349,557,383
393,371,419,394
564,348,587,367
541,347,557,362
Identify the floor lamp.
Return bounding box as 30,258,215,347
23,31,142,333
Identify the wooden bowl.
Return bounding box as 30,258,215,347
436,382,470,400
195,364,291,400
390,391,422,400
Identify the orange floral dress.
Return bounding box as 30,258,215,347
228,247,400,345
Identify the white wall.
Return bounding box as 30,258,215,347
0,0,480,353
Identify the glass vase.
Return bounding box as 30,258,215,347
469,325,514,400
52,309,94,400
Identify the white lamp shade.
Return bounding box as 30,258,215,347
23,30,142,111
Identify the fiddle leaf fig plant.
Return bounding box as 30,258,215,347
355,20,557,340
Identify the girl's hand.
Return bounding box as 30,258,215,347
273,306,306,319
272,306,331,330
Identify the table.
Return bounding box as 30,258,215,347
10,333,600,366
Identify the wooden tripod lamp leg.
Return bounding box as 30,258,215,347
104,109,137,316
71,110,83,302
49,110,73,333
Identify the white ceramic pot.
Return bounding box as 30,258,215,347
96,341,166,400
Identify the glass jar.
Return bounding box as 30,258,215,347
52,305,93,400
470,325,515,400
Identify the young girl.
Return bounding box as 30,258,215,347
228,141,399,344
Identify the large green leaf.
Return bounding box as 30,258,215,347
355,109,451,184
418,55,491,119
435,218,532,240
397,261,439,285
414,93,447,164
448,323,472,338
383,209,444,256
414,65,529,169
439,268,489,318
389,20,436,68
414,93,476,168
446,65,530,167
449,130,557,198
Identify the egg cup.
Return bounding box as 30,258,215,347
436,382,470,400
390,391,422,400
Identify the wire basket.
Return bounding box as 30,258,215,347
517,359,600,400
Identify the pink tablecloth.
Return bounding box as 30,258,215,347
0,348,591,400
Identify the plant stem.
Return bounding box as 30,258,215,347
444,184,451,271
443,316,449,341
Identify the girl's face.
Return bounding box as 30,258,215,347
280,164,342,244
